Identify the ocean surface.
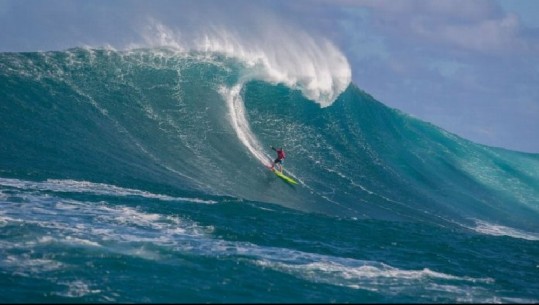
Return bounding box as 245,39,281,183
1,48,538,303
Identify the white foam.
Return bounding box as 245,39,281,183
141,20,351,107
53,280,101,298
1,184,501,300
472,219,539,241
64,236,102,248
219,85,269,165
3,255,64,276
251,257,495,300
0,177,217,204
165,236,495,299
1,193,214,265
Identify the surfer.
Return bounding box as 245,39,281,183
270,146,286,173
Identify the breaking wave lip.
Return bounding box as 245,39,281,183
139,19,351,107
0,177,217,204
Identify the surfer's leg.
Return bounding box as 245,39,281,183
272,158,279,170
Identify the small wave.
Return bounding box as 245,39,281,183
471,219,539,241
52,280,101,298
0,177,217,204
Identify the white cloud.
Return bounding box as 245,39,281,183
436,13,525,52
333,0,537,54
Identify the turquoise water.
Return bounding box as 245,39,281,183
1,49,538,303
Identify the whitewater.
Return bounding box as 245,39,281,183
1,25,538,303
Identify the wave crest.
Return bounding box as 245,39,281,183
140,19,351,107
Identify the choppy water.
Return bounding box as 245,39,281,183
1,48,538,303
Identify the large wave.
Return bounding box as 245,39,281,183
0,46,538,236
138,20,352,172
2,8,539,303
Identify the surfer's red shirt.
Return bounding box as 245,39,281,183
277,149,285,159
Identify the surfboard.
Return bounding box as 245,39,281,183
267,166,298,185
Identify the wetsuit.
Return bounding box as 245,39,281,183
275,150,285,163
272,146,285,168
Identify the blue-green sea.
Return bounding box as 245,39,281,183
1,48,538,303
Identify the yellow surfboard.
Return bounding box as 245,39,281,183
271,168,298,185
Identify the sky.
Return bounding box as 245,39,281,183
1,0,538,153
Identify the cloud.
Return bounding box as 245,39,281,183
332,0,538,54
435,13,526,52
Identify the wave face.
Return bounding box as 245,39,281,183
1,48,538,303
